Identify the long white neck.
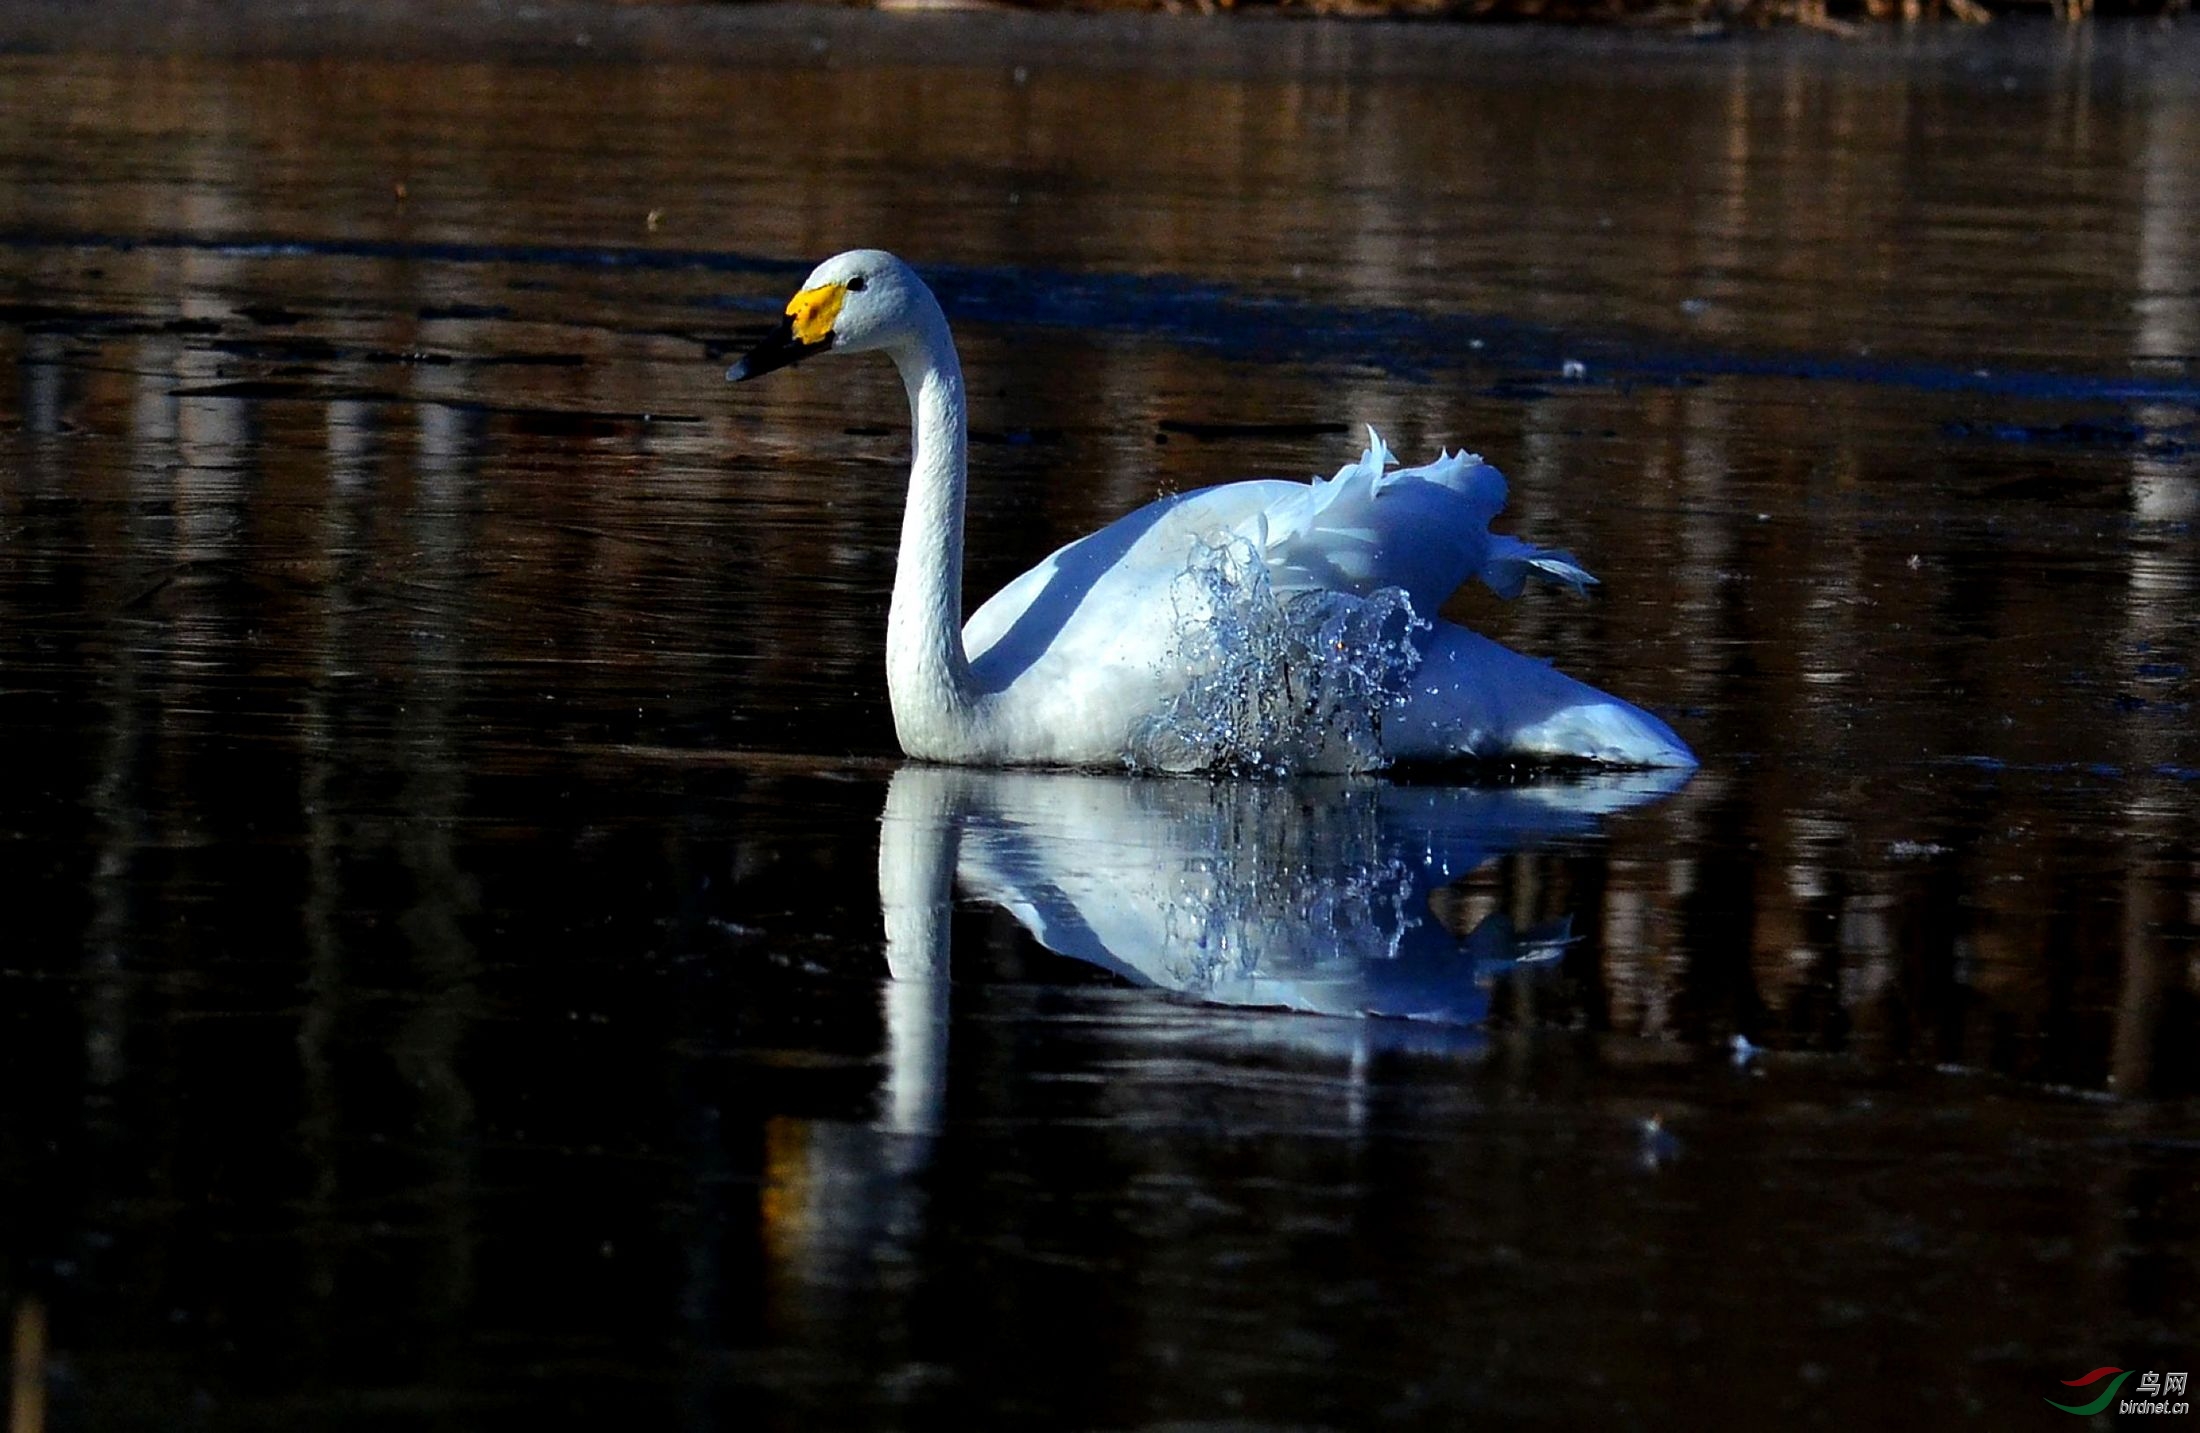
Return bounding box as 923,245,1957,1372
884,310,981,756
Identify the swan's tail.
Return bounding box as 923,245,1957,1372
1479,535,1599,600
1389,623,1698,769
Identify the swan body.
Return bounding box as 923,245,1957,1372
729,250,1696,773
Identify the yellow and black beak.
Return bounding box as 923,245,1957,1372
725,281,846,383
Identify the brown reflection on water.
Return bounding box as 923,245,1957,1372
8,1298,43,1433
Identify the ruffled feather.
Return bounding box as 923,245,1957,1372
1233,425,1585,618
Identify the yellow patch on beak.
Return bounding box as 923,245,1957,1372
786,283,848,346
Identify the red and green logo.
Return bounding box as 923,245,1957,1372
2047,1367,2133,1415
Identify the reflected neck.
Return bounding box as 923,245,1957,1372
877,766,958,1136
885,309,980,756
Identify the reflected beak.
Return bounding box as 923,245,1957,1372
725,312,834,383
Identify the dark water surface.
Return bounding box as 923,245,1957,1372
3,7,2198,1428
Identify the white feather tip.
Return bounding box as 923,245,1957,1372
1361,424,1396,471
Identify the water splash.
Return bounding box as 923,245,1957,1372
1128,536,1425,775
1149,781,1418,999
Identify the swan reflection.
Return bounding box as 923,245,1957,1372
877,765,1688,1130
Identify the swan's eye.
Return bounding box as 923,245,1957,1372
846,274,868,293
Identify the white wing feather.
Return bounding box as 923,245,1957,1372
1240,425,1595,616
964,426,1597,694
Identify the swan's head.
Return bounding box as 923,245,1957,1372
726,249,933,382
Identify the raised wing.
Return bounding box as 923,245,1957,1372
963,426,1592,683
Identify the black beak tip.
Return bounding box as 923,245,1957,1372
725,319,830,385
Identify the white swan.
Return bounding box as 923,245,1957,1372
728,250,1696,773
